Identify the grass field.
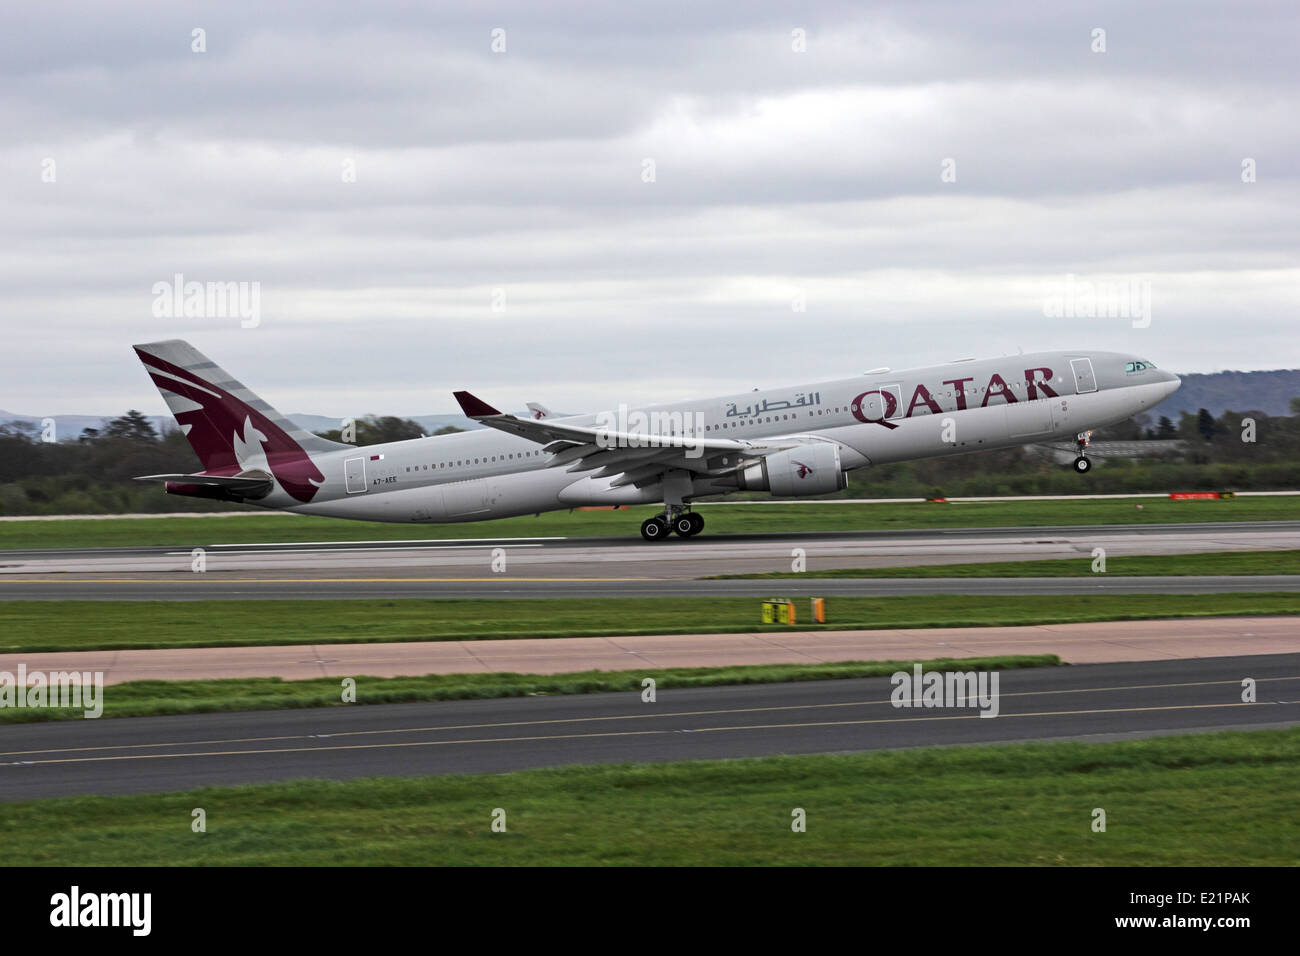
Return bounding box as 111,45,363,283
3,726,1295,865
1,495,1295,550
715,549,1300,579
1,594,1297,653
0,654,1059,724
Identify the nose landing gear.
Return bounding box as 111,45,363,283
1072,430,1094,474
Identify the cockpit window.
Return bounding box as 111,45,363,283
1125,360,1156,373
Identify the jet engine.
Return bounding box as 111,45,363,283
737,443,846,496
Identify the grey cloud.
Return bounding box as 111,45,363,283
1,0,1296,416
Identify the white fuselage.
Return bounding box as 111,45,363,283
271,349,1179,524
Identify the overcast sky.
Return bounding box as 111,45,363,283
3,0,1297,418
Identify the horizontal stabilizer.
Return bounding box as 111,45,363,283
135,473,274,492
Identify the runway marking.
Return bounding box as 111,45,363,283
210,537,568,547
163,548,548,556
2,702,1286,767
0,577,651,584
2,676,1295,758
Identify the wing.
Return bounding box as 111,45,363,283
453,391,801,488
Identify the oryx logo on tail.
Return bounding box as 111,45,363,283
133,341,331,503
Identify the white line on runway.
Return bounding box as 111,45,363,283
206,536,567,548
166,544,548,556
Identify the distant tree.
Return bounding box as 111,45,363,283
363,416,427,443
316,415,427,445
433,425,465,436
1156,416,1178,439
1291,396,1300,416
0,421,39,441
102,410,158,443
1196,408,1217,442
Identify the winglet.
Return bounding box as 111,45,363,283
453,390,504,418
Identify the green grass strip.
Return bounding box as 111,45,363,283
0,654,1060,724
0,594,1297,653
2,726,1296,865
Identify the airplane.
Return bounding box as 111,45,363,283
133,340,1180,541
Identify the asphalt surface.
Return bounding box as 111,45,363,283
2,521,1298,599
2,653,1296,801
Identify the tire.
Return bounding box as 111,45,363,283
640,517,669,541
672,515,695,536
1073,456,1092,474
687,512,705,536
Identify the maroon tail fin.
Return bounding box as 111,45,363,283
132,340,345,503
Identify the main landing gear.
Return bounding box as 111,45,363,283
640,508,704,541
1072,430,1094,474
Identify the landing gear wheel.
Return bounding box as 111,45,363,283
672,513,705,537
1072,456,1092,474
640,517,671,542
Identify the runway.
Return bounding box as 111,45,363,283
2,521,1298,599
2,653,1296,801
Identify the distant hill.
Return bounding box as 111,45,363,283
6,368,1296,441
0,410,510,441
1146,369,1300,421
285,413,489,435
0,410,179,439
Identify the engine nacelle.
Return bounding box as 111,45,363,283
737,443,846,496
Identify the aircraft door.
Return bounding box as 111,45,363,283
344,456,368,494
1070,358,1097,394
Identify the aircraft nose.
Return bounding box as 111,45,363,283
1159,370,1181,397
